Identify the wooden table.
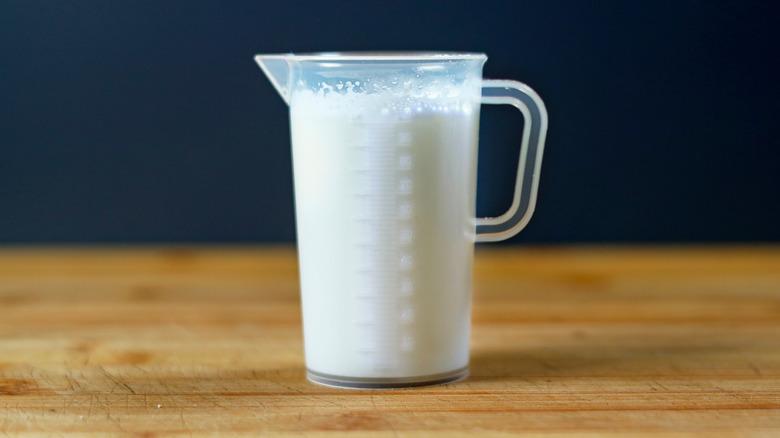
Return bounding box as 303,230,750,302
1,245,779,436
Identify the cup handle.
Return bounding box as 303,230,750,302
476,80,549,242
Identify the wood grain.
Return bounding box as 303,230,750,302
1,245,779,436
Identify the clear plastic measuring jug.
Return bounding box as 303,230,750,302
255,52,548,388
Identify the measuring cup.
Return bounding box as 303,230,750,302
255,52,548,388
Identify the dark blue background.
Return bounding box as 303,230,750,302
1,1,778,243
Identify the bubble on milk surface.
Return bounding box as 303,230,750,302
295,68,481,116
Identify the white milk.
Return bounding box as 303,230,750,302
290,89,480,380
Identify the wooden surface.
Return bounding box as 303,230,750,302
1,245,780,437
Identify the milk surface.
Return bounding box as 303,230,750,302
290,87,480,379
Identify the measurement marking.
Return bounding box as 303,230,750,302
350,122,416,370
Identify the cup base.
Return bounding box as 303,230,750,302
306,366,469,389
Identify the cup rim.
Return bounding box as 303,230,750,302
256,52,488,62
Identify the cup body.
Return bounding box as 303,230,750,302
287,53,486,388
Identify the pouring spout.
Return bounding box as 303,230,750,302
255,54,292,105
